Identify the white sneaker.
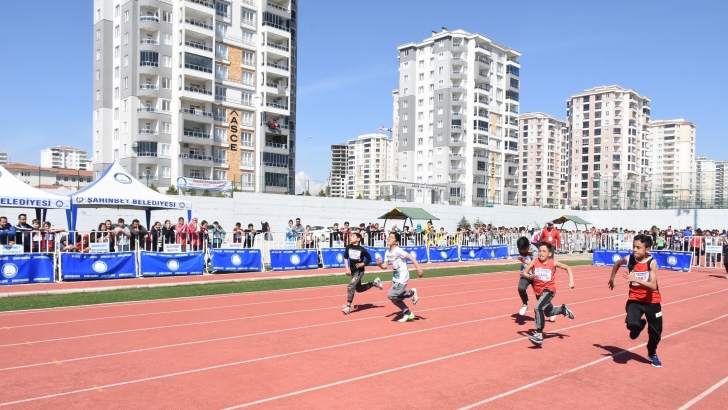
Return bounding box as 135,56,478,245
342,305,350,315
518,303,528,316
373,277,383,290
549,315,557,322
411,288,419,305
398,312,415,322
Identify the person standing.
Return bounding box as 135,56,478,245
149,221,163,252
161,220,175,250
540,222,562,256
375,232,424,322
129,219,148,251
608,234,663,367
0,217,17,246
342,232,383,315
210,222,226,249
175,217,188,252
114,218,132,252
15,214,33,253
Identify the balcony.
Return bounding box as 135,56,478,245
262,21,290,32
184,63,212,73
185,18,213,31
179,108,213,117
179,153,212,161
139,84,159,90
185,41,212,52
183,130,211,139
140,38,159,45
139,129,159,135
267,42,289,52
183,85,212,96
266,102,288,110
140,61,159,68
185,0,214,9
265,141,288,149
266,61,289,71
140,16,159,23
214,159,229,168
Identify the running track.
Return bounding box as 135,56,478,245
0,265,726,409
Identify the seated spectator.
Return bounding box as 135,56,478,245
0,216,17,245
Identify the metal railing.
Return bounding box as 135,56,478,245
184,63,212,73
185,41,212,51
179,108,213,117
185,19,213,30
184,85,212,95
183,130,211,139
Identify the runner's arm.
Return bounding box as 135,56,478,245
555,261,575,289
608,257,627,290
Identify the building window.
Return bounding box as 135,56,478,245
162,78,171,89
124,10,129,22
96,29,101,40
123,77,128,89
96,49,100,61
124,33,128,45
96,90,100,101
161,100,171,112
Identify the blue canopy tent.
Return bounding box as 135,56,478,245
0,163,70,222
67,161,192,231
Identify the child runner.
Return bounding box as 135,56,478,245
608,234,663,367
516,236,555,322
522,242,575,345
376,232,424,322
342,232,383,315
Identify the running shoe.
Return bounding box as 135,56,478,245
549,315,557,322
342,305,351,315
562,304,575,320
373,277,383,290
529,331,544,345
629,318,647,340
411,288,419,305
398,312,415,322
648,353,662,368
518,303,528,316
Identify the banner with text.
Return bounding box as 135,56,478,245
139,252,205,277
401,246,429,264
427,246,460,263
209,248,262,273
592,249,692,272
320,248,346,269
363,247,389,266
61,252,137,280
0,254,55,285
269,249,319,271
176,177,232,192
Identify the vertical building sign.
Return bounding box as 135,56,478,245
488,152,497,200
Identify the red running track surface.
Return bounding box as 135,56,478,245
0,265,726,409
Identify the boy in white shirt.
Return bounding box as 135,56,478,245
376,232,424,322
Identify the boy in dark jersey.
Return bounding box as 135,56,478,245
516,237,540,316
521,242,575,345
343,232,383,314
608,234,663,367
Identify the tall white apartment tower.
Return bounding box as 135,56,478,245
566,85,651,210
645,119,696,207
345,134,394,199
695,156,716,206
92,0,298,193
518,113,568,207
329,144,347,197
395,29,521,206
40,146,91,170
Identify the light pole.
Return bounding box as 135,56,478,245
304,136,313,194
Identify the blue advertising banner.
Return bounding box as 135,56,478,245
427,246,460,263
592,249,692,272
363,247,389,266
401,246,428,264
320,248,346,269
209,249,262,273
482,245,510,260
61,252,137,280
270,249,319,271
139,252,205,277
460,246,486,261
0,254,55,285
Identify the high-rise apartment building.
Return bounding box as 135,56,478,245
566,85,651,210
394,28,521,206
518,112,568,207
92,0,297,193
344,134,394,199
695,156,716,205
714,160,728,205
40,146,91,170
329,144,347,197
0,151,7,165
645,119,696,206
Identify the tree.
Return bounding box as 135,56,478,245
165,185,179,195
384,195,391,201
317,189,327,197
188,189,197,196
457,216,470,229
202,189,212,197
215,191,225,198
304,190,312,196
356,194,363,199
474,217,485,226
148,183,160,193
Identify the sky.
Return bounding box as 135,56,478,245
0,0,725,189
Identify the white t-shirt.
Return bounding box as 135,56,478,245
385,246,410,284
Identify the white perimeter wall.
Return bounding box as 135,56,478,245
2,193,724,233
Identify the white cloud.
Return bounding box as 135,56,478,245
295,171,326,195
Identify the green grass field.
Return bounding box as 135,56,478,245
0,260,593,312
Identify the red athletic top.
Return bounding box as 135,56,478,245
627,255,661,303
532,257,556,296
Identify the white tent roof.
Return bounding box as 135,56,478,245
69,161,191,210
0,164,70,209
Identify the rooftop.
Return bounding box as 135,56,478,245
397,28,521,58
4,162,93,177
567,85,651,103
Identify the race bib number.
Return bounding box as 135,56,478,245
534,268,552,281
632,270,649,286
548,236,552,242
348,249,361,260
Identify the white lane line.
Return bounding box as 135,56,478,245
1,285,723,407
0,269,619,330
0,264,602,316
458,313,728,409
676,375,728,410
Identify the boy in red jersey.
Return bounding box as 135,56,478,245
608,234,663,367
521,242,575,345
